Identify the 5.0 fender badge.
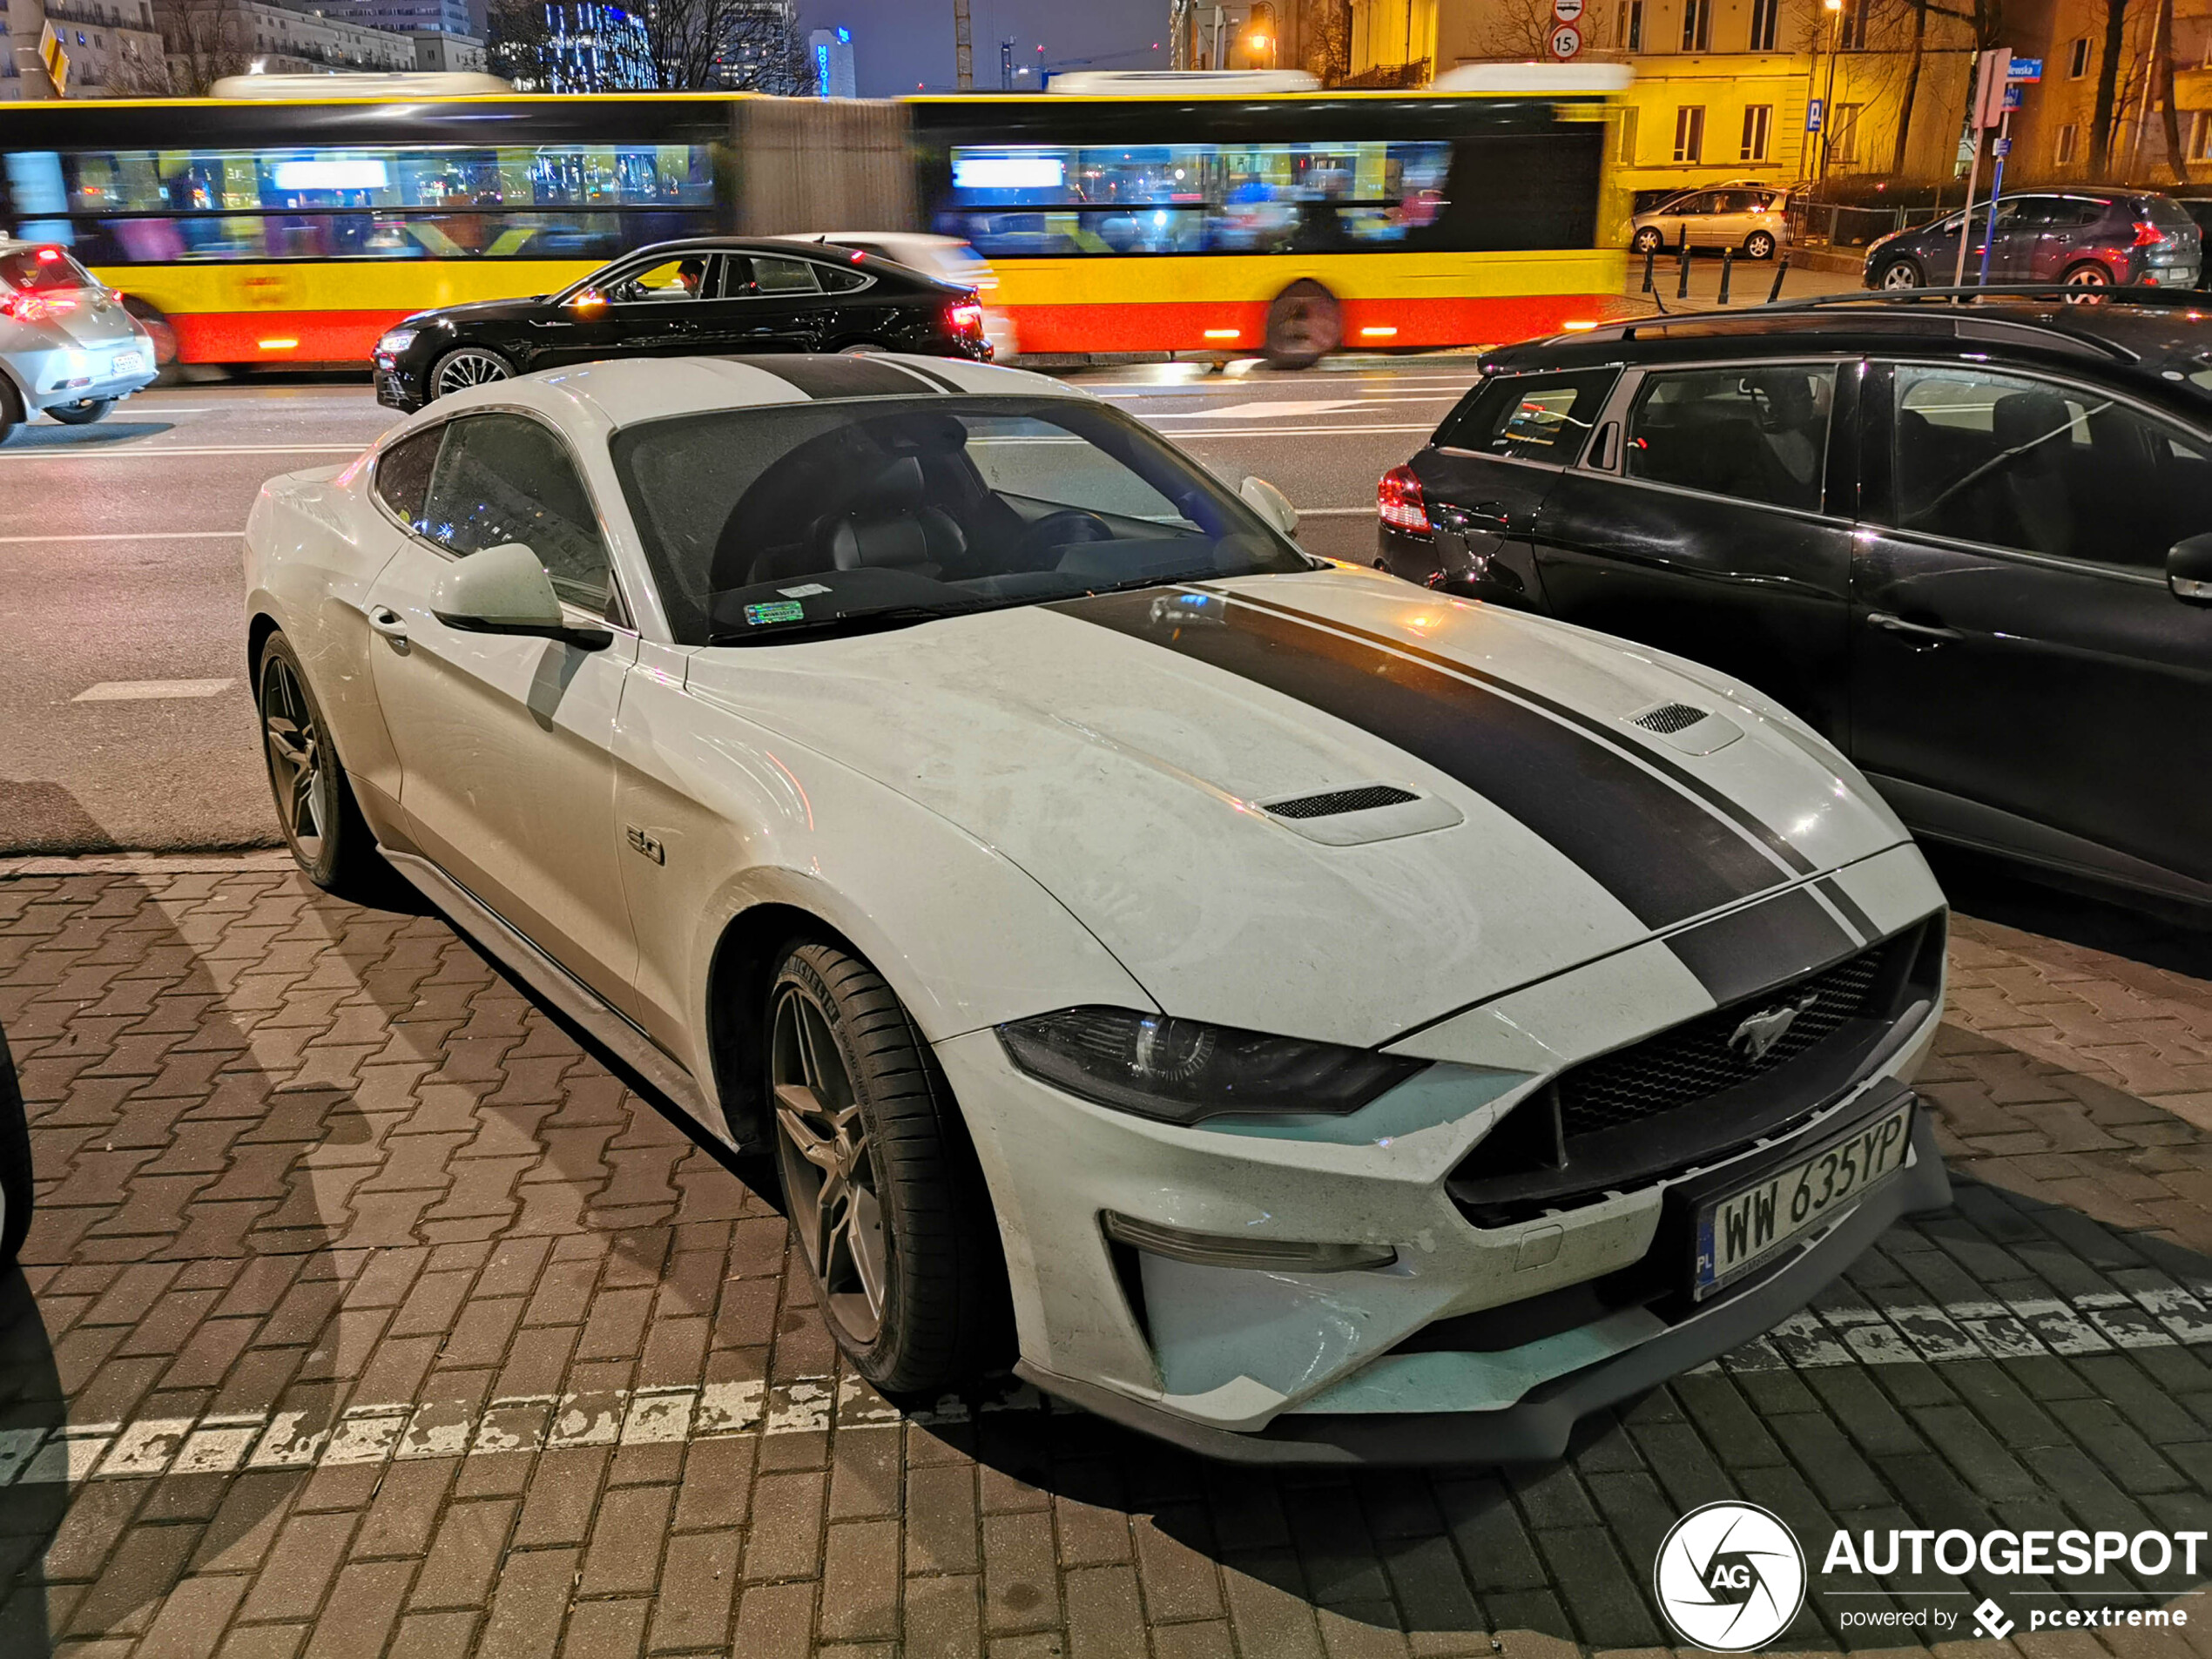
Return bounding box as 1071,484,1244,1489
625,826,665,865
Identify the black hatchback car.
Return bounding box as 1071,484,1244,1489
1862,192,2202,291
374,237,993,411
1375,293,2212,910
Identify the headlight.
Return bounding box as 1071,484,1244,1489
996,1007,1422,1125
375,328,417,355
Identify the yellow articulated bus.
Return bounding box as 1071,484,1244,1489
0,71,1632,369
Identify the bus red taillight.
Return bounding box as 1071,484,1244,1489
1379,464,1432,536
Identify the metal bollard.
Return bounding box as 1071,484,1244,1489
1717,248,1734,307
1642,245,1656,294
1766,257,1790,304
1676,231,1691,300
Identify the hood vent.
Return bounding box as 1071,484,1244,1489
1630,702,1708,736
1266,784,1420,819
1624,698,1743,757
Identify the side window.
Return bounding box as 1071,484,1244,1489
1436,368,1617,462
373,426,443,524
817,263,872,293
417,414,614,609
1624,364,1836,512
1887,363,2212,569
610,256,711,302
745,257,825,296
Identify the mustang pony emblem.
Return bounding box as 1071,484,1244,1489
1729,992,1821,1063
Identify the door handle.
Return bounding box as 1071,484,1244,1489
1865,610,1961,643
368,606,409,644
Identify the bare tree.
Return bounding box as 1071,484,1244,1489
2155,0,2188,182
1474,0,1562,57
153,0,254,95
483,0,556,87
1297,0,1350,83
2088,0,2129,173
711,0,813,92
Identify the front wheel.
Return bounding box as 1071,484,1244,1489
1744,231,1777,261
1878,259,1925,290
47,398,113,426
1631,226,1664,255
429,344,514,400
256,631,384,898
767,940,1011,1395
1264,280,1340,369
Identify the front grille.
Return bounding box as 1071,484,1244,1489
1266,784,1420,820
1630,701,1710,735
1558,947,1885,1138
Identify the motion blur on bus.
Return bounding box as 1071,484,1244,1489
0,68,1633,370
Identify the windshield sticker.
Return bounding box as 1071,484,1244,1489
779,583,833,598
744,600,806,626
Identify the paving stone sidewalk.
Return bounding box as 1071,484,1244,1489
3,855,2211,1659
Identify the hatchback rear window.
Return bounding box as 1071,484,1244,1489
0,246,97,293
2142,196,2197,231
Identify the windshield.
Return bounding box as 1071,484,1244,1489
610,395,1312,645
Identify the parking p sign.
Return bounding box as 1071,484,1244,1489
1548,21,1582,58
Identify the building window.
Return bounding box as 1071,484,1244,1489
1616,0,1642,49
2067,36,2088,77
1681,0,1710,50
1620,105,1640,162
1838,0,1868,49
2056,123,2080,164
1674,105,1706,162
1740,104,1772,160
1748,0,1777,49
1829,102,1863,165
2195,112,2212,161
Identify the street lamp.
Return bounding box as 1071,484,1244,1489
1818,0,1844,185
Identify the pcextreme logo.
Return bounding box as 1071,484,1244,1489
1652,1501,1808,1651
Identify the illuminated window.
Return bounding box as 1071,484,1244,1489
1619,105,1640,164
1680,0,1710,51
1740,105,1772,162
1616,0,1642,49
1747,0,1777,50
1673,105,1705,163
1828,103,1863,165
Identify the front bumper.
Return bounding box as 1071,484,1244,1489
941,842,1949,1462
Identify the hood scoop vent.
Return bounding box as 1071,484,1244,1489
1257,782,1463,847
1624,698,1743,757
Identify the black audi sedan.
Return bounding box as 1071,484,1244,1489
1374,291,2212,912
373,237,993,411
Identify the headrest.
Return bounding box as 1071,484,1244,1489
855,455,925,514
1992,390,2073,454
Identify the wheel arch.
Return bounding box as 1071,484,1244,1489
0,360,28,426
246,610,282,681
703,899,867,1149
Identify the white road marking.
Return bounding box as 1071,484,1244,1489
1172,422,1435,438
0,530,242,544
1157,398,1379,420
73,678,234,702
0,444,359,461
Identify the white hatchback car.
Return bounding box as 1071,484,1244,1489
1630,184,1793,260
0,240,158,441
245,354,1948,1462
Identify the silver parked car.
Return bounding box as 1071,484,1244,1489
1630,182,1793,260
0,239,158,442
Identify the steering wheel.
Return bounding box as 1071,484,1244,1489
1015,509,1115,566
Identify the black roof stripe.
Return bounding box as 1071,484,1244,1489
729,354,943,401
1200,585,1817,880
1055,587,1786,930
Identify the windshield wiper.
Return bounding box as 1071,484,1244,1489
708,604,979,647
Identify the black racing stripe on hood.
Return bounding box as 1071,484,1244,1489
1812,876,1878,942
1056,588,1785,929
1204,586,1817,880
1664,887,1855,1005
731,354,942,399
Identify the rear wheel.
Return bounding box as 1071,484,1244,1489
47,399,112,426
1264,280,1340,369
256,631,384,898
1631,226,1664,255
766,939,1011,1394
2062,260,2113,301
838,341,890,354
429,345,513,400
1744,230,1777,260
1878,258,1925,290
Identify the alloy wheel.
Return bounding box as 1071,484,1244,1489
1746,232,1776,260
1880,261,1921,289
434,347,512,396
260,655,328,863
772,981,889,1340
2063,264,2112,302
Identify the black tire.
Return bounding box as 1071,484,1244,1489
837,341,890,354
0,1026,30,1273
255,631,385,898
0,379,21,445
765,939,1011,1394
1264,280,1340,368
1631,226,1664,255
2062,260,2114,302
428,344,514,401
47,398,113,426
1877,258,1925,290
1744,230,1777,260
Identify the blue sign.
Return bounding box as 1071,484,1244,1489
2002,81,2024,108
1993,136,2013,155
2006,56,2041,80
1805,98,1823,132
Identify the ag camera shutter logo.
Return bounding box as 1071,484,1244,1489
1654,1502,1807,1651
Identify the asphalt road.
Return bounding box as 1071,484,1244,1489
0,358,1473,856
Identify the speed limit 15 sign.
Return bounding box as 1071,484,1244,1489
1548,21,1582,57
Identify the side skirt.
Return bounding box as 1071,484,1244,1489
379,850,735,1150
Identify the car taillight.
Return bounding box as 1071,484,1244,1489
947,299,984,335
1379,464,1432,536
0,290,51,324
2134,219,2168,247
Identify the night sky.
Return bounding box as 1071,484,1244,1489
796,0,1173,96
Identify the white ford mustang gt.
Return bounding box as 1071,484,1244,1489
245,353,1950,1463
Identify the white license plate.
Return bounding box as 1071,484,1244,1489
111,350,145,376
1694,1100,1914,1297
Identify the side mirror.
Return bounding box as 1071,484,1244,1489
2169,533,2212,604
433,543,612,651
1239,475,1299,537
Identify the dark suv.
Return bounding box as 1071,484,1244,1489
1373,293,2212,910
1863,192,2201,291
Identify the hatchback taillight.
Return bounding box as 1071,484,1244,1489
947,299,984,336
0,290,51,324
1379,464,1433,536
2134,219,2168,247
